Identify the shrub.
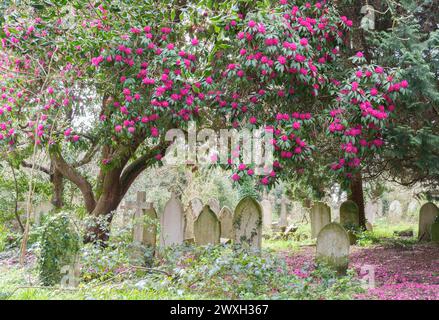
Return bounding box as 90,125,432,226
38,212,81,286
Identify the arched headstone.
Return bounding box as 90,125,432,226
233,197,262,250
207,198,220,216
218,206,233,239
184,197,203,240
310,202,331,239
365,221,373,231
316,222,350,274
418,202,439,241
194,205,221,245
260,198,273,230
340,200,359,227
160,193,185,247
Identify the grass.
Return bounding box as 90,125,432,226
0,219,422,300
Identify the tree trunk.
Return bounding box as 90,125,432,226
50,166,64,208
349,171,366,229
84,169,124,245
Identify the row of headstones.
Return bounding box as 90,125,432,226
315,201,439,273
123,192,264,254
309,200,439,243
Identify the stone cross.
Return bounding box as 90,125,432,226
128,191,157,264
184,197,203,241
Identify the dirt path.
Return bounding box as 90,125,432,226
283,243,439,300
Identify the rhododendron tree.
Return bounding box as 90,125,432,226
1,0,217,242
0,0,408,241
207,2,406,191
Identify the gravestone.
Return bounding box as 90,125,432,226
207,198,220,216
34,201,54,226
260,198,273,230
316,222,350,274
233,197,263,250
418,202,439,241
365,202,377,224
218,206,233,239
130,191,158,264
365,221,373,231
279,196,289,228
184,197,203,240
340,200,359,227
194,205,221,245
388,200,402,223
160,192,185,247
310,202,331,239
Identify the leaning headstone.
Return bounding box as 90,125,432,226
218,206,233,239
184,198,204,241
340,200,359,227
418,202,439,241
260,198,273,230
160,192,185,247
34,201,55,226
388,200,402,223
316,222,350,274
310,202,331,239
233,197,263,250
207,198,220,216
194,205,221,245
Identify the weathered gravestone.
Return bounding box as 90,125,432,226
207,198,220,216
310,202,331,239
340,200,360,227
132,193,157,246
260,198,273,230
388,200,402,223
233,197,263,250
218,206,233,239
365,221,373,231
184,197,203,241
365,201,377,224
160,192,185,247
129,191,158,264
418,202,439,241
194,205,221,245
339,200,359,245
316,222,350,274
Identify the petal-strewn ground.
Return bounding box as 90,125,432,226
283,243,439,300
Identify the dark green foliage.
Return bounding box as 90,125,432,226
38,212,81,286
